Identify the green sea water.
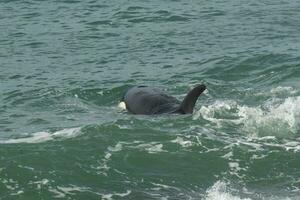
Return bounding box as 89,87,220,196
1,0,300,199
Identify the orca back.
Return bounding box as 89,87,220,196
123,86,180,115
122,84,206,115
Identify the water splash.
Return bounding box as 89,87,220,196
195,89,300,138
237,96,300,137
205,181,251,200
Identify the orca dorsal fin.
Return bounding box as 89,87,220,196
179,84,206,114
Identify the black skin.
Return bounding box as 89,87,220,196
122,84,206,115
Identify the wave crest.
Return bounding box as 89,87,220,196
195,89,300,138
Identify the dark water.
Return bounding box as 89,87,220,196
1,0,300,199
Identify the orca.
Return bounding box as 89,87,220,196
119,84,206,115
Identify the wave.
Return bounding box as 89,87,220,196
194,86,300,138
205,181,299,200
0,127,81,144
205,181,251,200
238,96,300,137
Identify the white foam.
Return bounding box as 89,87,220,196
147,144,165,153
205,181,252,200
255,86,297,98
171,136,193,147
48,185,93,198
100,190,131,200
205,181,300,200
222,151,233,159
195,95,300,138
10,190,24,196
237,96,300,137
0,127,81,144
259,139,300,152
270,86,297,96
29,179,50,190
1,177,19,192
108,143,123,152
57,185,91,195
150,182,180,192
228,162,239,169
136,142,166,154
194,100,239,127
93,142,124,176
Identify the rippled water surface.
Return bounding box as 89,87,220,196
1,0,300,199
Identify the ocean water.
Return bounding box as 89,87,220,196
1,0,300,199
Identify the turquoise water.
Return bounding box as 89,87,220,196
1,0,300,199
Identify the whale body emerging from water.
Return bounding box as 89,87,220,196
119,84,206,115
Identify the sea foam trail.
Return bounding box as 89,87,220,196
238,96,300,137
195,94,300,138
205,181,298,200
0,127,81,144
205,181,251,200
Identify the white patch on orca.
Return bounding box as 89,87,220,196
118,101,127,110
